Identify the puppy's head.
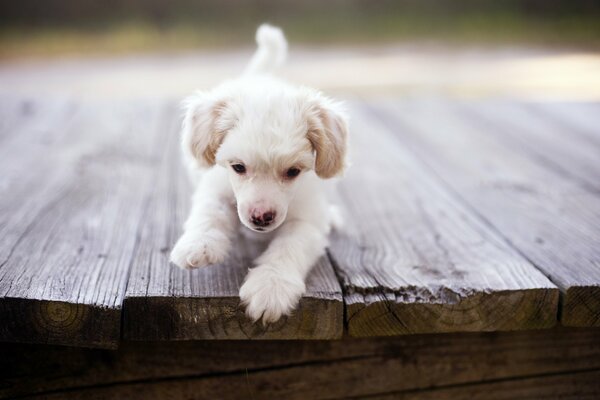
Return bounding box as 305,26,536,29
182,79,348,233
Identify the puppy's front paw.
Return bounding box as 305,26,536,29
170,231,229,270
239,266,306,324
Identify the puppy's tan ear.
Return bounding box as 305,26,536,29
181,92,233,168
306,97,349,179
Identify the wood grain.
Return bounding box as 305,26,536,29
2,96,596,346
526,101,600,145
122,104,343,340
327,103,558,337
368,370,600,400
2,328,598,400
371,97,600,327
0,99,169,348
463,100,600,192
0,97,40,142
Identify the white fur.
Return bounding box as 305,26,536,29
170,24,349,324
245,24,288,75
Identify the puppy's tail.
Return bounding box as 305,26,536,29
244,24,287,75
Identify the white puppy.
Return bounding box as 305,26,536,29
170,24,349,323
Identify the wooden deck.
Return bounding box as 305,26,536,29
0,96,599,349
2,328,599,399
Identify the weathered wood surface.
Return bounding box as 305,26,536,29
0,96,37,142
0,98,342,345
1,97,600,347
369,370,600,400
526,102,600,147
371,97,600,327
329,104,558,337
0,98,169,348
463,100,600,192
1,328,598,399
122,103,343,340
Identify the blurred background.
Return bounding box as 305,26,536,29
1,0,599,100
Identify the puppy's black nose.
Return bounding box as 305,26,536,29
263,212,274,223
251,211,276,227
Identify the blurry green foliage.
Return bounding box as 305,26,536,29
1,0,599,58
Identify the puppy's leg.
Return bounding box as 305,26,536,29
239,220,328,323
170,168,236,269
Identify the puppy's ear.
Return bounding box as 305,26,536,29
181,92,233,168
306,96,349,179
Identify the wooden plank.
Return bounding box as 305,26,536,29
526,101,600,145
2,328,598,399
327,103,557,337
368,370,600,400
0,99,169,348
0,99,77,266
0,96,38,142
122,105,343,340
371,97,600,327
463,100,600,192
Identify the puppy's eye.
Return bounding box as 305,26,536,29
231,164,246,174
286,167,301,178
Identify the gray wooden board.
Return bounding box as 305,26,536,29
372,97,600,327
0,99,169,348
327,103,558,337
462,100,600,192
0,99,78,266
123,104,343,340
3,328,599,400
0,96,38,142
369,371,600,400
526,101,600,145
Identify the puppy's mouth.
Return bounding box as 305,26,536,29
251,226,268,232
244,222,280,233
